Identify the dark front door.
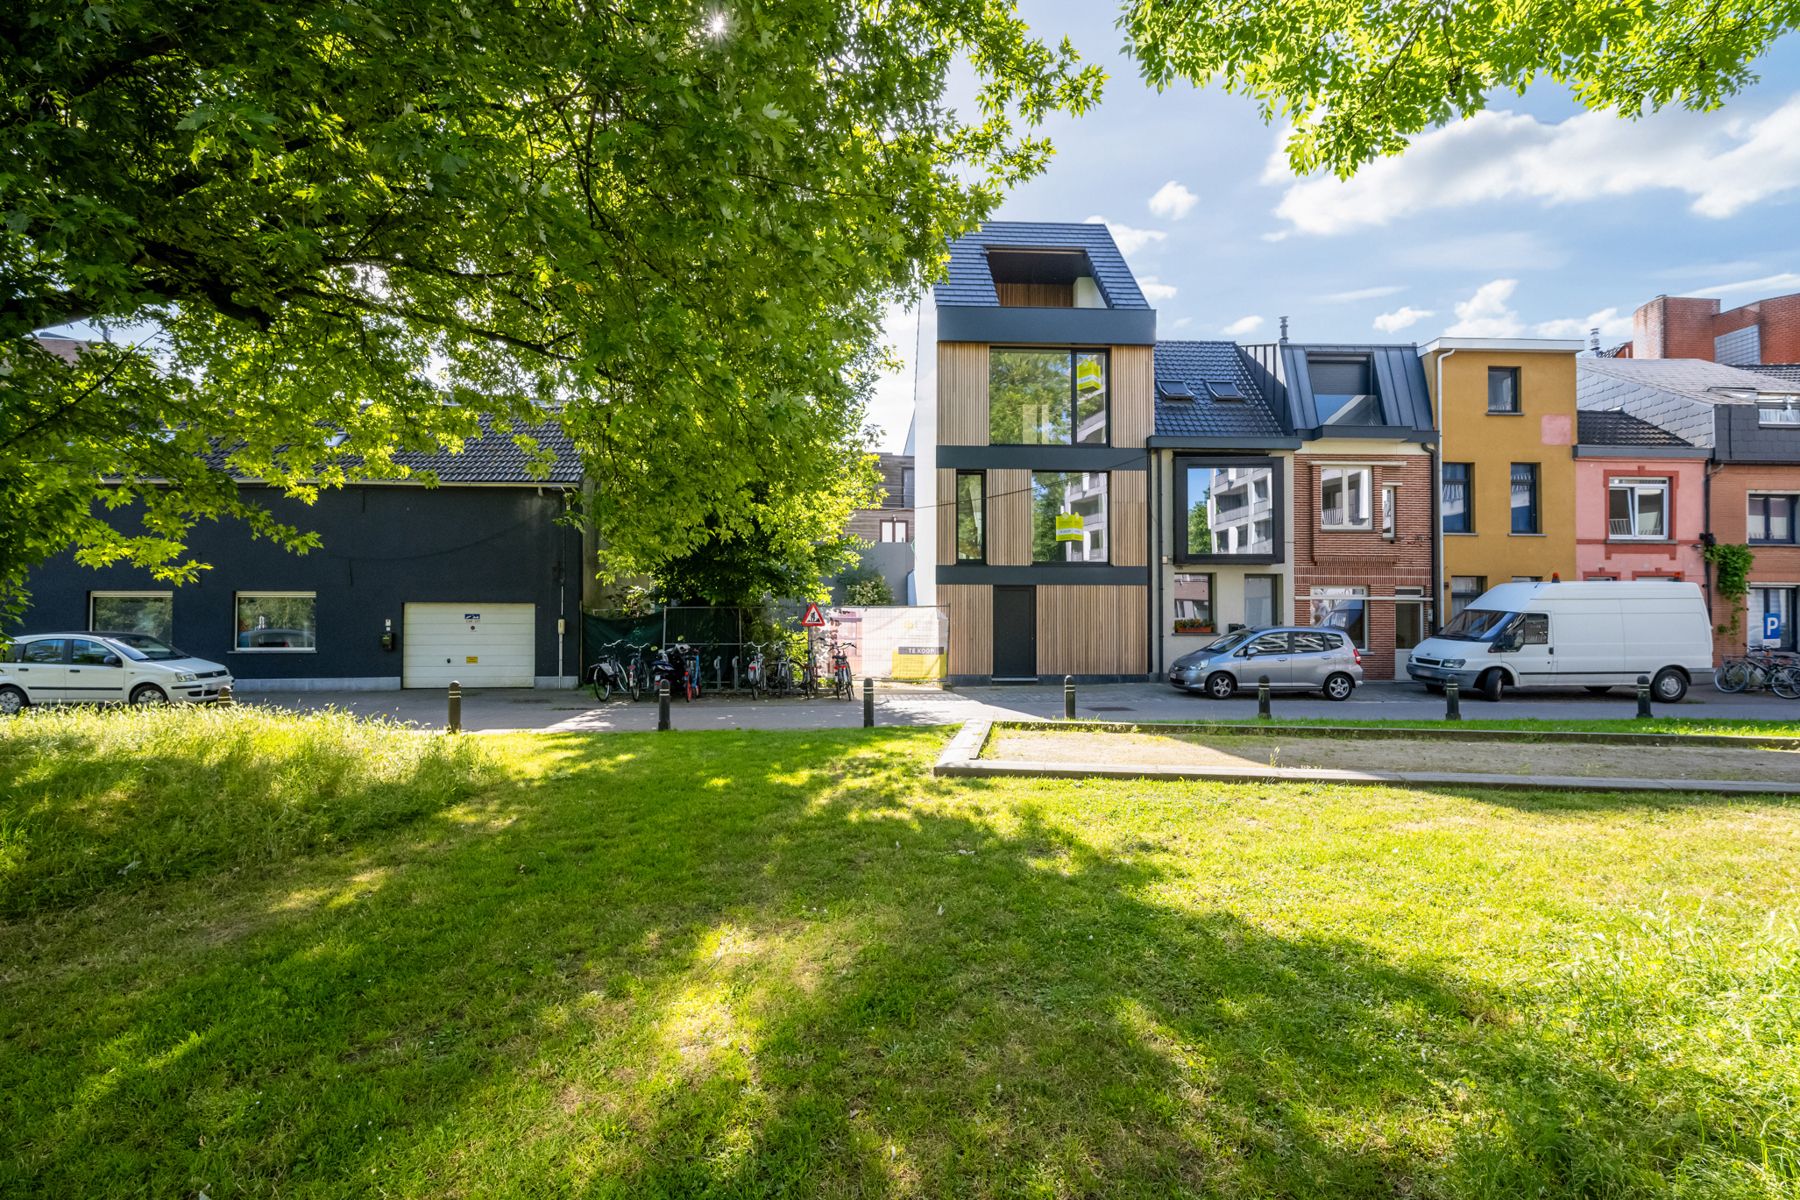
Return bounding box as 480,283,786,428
992,586,1037,681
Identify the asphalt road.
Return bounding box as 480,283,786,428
240,679,1800,733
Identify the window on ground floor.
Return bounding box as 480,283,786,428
1171,573,1214,636
1031,471,1109,563
89,591,173,642
1245,574,1280,628
1449,575,1486,619
1752,586,1797,651
1309,586,1368,648
235,592,318,651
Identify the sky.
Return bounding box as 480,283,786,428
864,4,1800,451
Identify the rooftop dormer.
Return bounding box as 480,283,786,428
932,221,1155,346
986,248,1107,309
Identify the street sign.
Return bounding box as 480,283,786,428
801,603,826,627
1765,611,1784,643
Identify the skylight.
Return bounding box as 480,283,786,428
1205,379,1246,401
1158,380,1196,402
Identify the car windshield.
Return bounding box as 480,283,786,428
1437,609,1517,642
107,633,188,661
1200,631,1254,653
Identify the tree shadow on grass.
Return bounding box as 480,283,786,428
1,729,1792,1197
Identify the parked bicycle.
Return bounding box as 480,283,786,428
586,639,642,702
824,637,857,701
1714,651,1800,698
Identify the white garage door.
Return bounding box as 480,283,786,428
403,603,536,688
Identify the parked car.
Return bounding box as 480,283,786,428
0,632,233,713
1167,626,1364,700
1406,580,1712,702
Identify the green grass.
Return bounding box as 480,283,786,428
3,710,1799,1197
1080,714,1800,739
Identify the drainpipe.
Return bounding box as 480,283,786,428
1432,348,1457,629
1149,447,1162,675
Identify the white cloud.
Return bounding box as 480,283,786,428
1148,180,1199,220
1696,271,1800,296
1221,315,1264,337
1324,285,1404,303
1444,279,1524,337
1266,94,1800,235
1138,275,1179,302
1534,307,1633,340
1084,215,1166,256
1373,306,1435,333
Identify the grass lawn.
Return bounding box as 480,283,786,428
4,709,1799,1197
1066,714,1800,739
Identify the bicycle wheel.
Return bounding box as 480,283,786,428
1715,660,1751,693
1773,665,1800,700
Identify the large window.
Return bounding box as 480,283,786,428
1320,466,1372,531
1031,471,1109,563
1442,463,1472,533
1449,575,1486,619
1488,367,1521,414
1749,493,1798,544
1171,573,1214,635
1309,356,1382,425
1310,586,1367,648
90,591,173,641
988,348,1107,446
1753,586,1797,651
235,592,318,651
1510,463,1540,534
1177,461,1278,560
1607,478,1668,540
955,472,985,562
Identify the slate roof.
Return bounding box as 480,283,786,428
1577,410,1695,448
1152,341,1289,439
1577,358,1800,447
1745,363,1800,385
934,221,1149,309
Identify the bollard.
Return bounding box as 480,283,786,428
1445,679,1461,721
216,683,234,708
447,681,461,734
1064,675,1076,720
657,683,671,731
1257,675,1272,720
863,677,875,728
1636,674,1653,719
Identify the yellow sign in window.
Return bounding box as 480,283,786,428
1054,513,1083,542
466,656,479,664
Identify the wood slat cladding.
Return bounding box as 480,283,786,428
1111,470,1147,567
938,343,989,446
935,468,957,567
939,584,993,675
1035,585,1147,674
1110,345,1155,448
995,282,1074,308
987,468,1033,565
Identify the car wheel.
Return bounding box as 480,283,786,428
129,683,168,706
1651,667,1688,703
1585,685,1612,695
0,686,27,716
1204,672,1236,700
1478,669,1506,702
1322,672,1355,701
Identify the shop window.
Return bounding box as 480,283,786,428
235,592,318,651
1030,471,1109,563
1442,463,1472,533
1176,461,1279,560
1310,586,1367,648
90,591,173,641
1171,573,1215,636
1607,478,1668,539
955,472,985,562
1320,467,1372,531
1748,493,1798,544
989,349,1108,445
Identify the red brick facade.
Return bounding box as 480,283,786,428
1292,452,1435,679
1632,292,1800,363
1706,464,1800,660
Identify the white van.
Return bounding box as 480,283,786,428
1406,581,1713,702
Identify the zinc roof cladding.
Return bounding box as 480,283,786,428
1244,342,1434,434
933,221,1149,309
1576,409,1694,448
1577,358,1800,447
1152,341,1288,439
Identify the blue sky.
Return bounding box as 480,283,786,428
867,4,1800,450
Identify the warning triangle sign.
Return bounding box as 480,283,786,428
801,603,826,627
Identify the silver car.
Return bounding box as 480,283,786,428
0,631,233,712
1167,626,1364,701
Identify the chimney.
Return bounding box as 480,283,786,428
1589,326,1601,355
1279,316,1289,344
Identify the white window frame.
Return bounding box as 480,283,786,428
1319,466,1373,531
233,590,319,654
1606,477,1670,541
1380,483,1399,541
878,519,908,543
88,590,174,639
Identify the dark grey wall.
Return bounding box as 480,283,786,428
1716,407,1800,462
17,485,583,683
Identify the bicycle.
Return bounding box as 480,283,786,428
1714,651,1800,697
586,639,641,702
825,638,856,701
742,641,766,699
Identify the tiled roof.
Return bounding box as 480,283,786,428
934,221,1149,309
1577,358,1800,447
393,414,581,484
1577,410,1694,448
1745,363,1800,385
1152,341,1288,439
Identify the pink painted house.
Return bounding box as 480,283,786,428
1573,411,1708,582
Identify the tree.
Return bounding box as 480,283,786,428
1,0,1103,622
1122,0,1800,174
839,562,896,607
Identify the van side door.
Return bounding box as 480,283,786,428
1501,613,1555,687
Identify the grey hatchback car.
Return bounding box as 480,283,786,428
1167,626,1364,700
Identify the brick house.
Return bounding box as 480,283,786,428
1629,290,1800,365
1572,411,1708,585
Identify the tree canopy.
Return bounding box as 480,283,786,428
2,0,1101,615
1123,0,1800,175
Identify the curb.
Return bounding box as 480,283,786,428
994,717,1800,751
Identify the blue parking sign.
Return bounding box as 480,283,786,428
1767,611,1784,642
